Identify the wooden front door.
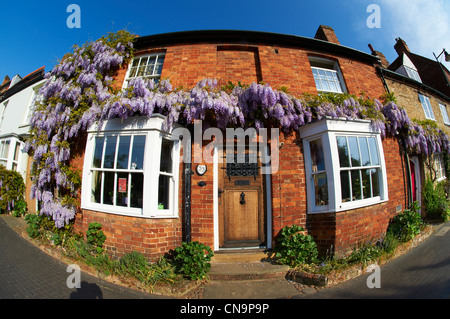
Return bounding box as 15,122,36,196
218,148,265,248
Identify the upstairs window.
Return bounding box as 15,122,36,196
419,94,435,120
124,53,165,87
434,153,446,181
24,83,44,124
309,57,346,94
404,66,422,83
439,103,450,125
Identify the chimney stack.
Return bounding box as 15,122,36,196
314,25,340,45
2,75,10,86
394,37,410,56
368,44,390,68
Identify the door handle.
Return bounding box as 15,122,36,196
239,192,246,205
218,188,224,198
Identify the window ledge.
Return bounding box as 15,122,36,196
81,203,179,219
307,198,388,214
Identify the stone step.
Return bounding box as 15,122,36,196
209,250,290,281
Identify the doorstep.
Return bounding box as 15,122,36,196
209,249,290,281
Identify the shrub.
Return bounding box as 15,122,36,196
273,225,319,266
170,241,214,280
387,202,424,242
25,213,43,239
0,165,26,214
11,199,27,217
86,222,106,254
423,179,449,220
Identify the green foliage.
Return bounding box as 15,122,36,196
11,199,27,217
347,240,383,266
86,222,106,254
25,214,43,239
170,241,214,280
387,202,424,242
25,212,75,245
118,251,178,286
273,225,319,266
423,179,449,220
0,165,26,213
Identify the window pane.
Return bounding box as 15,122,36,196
314,173,328,206
337,136,349,167
117,136,131,169
128,67,137,78
359,137,370,166
103,172,114,205
131,58,140,67
93,137,104,168
158,175,171,209
131,135,146,170
160,139,173,173
348,137,361,167
368,137,379,165
116,172,128,207
155,56,164,75
362,169,372,199
13,142,20,161
130,173,144,208
310,139,325,172
103,136,117,169
351,170,362,200
340,171,351,202
371,169,380,197
91,171,102,203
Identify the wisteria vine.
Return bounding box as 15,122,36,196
25,31,450,228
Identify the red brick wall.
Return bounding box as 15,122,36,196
67,37,407,259
308,137,408,257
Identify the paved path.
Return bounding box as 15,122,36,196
0,216,164,299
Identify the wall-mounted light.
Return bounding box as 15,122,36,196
195,164,207,176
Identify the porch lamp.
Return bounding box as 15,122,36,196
433,48,450,87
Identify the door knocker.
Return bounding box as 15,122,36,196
239,192,246,205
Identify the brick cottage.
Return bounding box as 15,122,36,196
70,26,408,259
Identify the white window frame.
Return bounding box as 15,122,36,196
0,139,10,167
404,66,422,83
419,94,435,120
0,137,22,171
0,100,9,128
309,57,346,94
439,103,450,125
81,115,180,218
122,52,165,89
300,118,388,214
24,83,44,125
434,153,446,181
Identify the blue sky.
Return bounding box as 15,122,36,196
1,0,449,80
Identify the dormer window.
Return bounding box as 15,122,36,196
404,66,422,83
395,53,422,83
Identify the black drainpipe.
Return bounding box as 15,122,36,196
184,161,193,243
183,125,194,243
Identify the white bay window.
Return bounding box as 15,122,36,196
300,119,388,213
81,115,180,218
